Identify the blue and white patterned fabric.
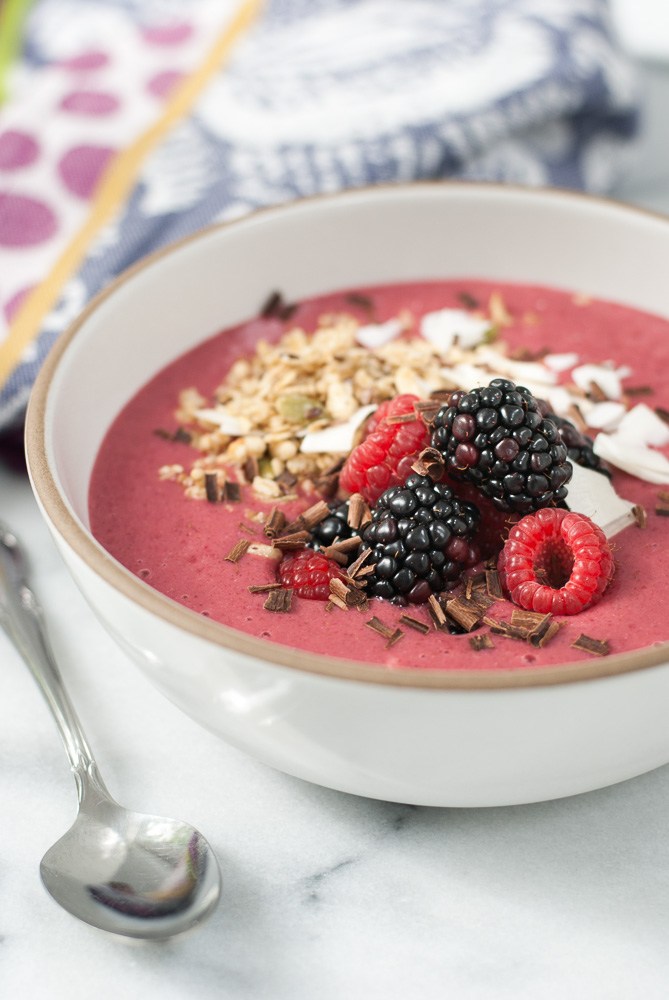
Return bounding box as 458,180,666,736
0,0,639,434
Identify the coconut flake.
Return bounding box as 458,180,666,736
300,403,377,454
420,308,492,353
593,433,669,484
571,363,630,400
544,352,579,373
355,317,404,349
441,363,492,390
545,386,580,417
565,462,637,537
615,403,669,447
476,347,557,388
193,408,251,436
584,401,627,432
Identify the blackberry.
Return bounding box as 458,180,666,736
309,500,357,549
536,400,611,478
361,473,480,605
431,378,572,515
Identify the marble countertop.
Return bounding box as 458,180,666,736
3,54,669,1000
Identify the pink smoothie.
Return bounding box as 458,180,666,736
89,280,669,670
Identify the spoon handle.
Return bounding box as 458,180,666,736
0,522,109,802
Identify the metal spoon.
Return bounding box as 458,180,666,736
0,521,221,939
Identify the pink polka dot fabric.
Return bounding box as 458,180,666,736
0,0,243,427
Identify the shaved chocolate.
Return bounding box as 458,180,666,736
264,507,287,538
345,291,375,314
566,404,587,433
508,345,547,362
331,534,363,554
319,546,349,566
300,500,331,530
243,455,259,482
411,446,446,480
457,290,480,309
495,623,533,641
482,616,531,641
413,400,442,425
385,628,404,648
427,594,448,631
655,492,669,517
510,609,550,631
347,547,374,579
625,385,653,397
466,578,497,613
587,380,609,403
223,481,241,502
328,593,349,612
485,568,504,600
276,470,298,492
633,504,648,527
238,521,259,535
225,539,250,563
444,596,483,633
330,577,368,608
655,406,669,425
329,578,352,603
347,493,369,531
469,634,494,651
429,388,456,402
509,609,560,647
399,614,430,635
248,582,283,593
386,411,418,425
531,620,562,647
572,633,610,656
264,588,293,613
204,471,220,503
272,531,310,551
260,289,297,321
313,473,339,498
154,426,192,443
365,616,396,640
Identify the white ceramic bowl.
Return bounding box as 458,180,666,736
26,183,669,807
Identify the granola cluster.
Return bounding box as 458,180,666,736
159,310,471,501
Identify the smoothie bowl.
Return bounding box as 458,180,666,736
25,183,669,807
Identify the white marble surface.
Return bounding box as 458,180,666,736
4,49,669,1000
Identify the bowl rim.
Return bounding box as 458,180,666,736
25,179,669,691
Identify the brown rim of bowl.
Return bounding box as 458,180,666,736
25,180,669,691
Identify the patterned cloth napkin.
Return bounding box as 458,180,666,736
0,0,639,436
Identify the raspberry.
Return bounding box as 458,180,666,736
339,394,430,504
278,549,343,600
497,508,614,615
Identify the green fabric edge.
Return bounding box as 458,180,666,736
0,0,34,105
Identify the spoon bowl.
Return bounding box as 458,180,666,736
40,791,221,938
0,521,222,939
